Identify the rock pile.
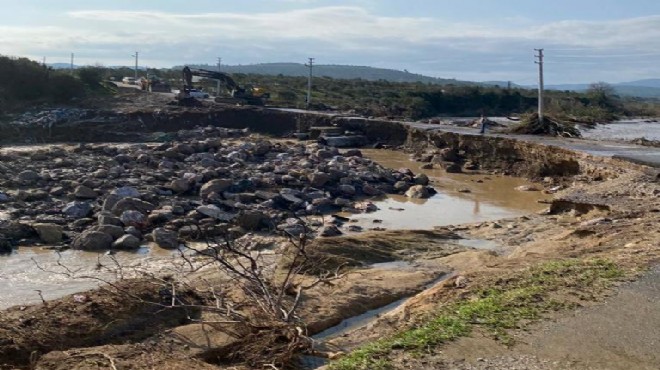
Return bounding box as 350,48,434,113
0,127,435,251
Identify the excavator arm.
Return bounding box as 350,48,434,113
178,66,267,106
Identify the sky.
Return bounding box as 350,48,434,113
1,0,659,84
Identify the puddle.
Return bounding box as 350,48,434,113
346,149,550,230
580,119,660,141
312,272,453,342
0,246,182,309
455,238,501,250
369,260,414,270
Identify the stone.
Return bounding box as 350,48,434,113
362,184,382,196
308,172,331,187
196,205,236,222
124,226,143,239
0,192,9,202
96,225,124,240
441,162,462,173
24,189,49,201
421,163,434,170
72,230,113,250
170,179,190,193
112,197,155,216
393,181,410,192
152,227,179,249
74,185,97,199
98,214,122,226
515,185,540,192
338,184,356,196
32,223,63,244
120,210,147,228
320,225,342,237
18,170,40,183
112,186,141,198
200,179,232,199
414,173,430,186
112,234,142,250
405,185,431,199
62,201,92,219
236,211,267,230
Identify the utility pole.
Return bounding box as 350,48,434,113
70,53,74,73
534,48,544,123
132,51,139,80
42,57,46,66
305,57,314,109
216,57,222,95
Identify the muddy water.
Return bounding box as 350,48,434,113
581,119,660,141
349,149,550,230
0,246,183,309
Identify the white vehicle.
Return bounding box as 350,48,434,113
122,77,136,85
187,89,209,99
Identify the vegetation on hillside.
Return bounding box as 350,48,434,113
0,56,109,115
3,56,659,121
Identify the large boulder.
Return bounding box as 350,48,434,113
170,179,190,193
18,170,40,183
308,172,331,187
71,230,113,250
112,234,142,250
200,179,233,199
32,223,63,244
112,198,155,216
62,201,92,219
236,211,268,231
120,210,147,228
95,225,124,240
152,228,178,249
196,205,236,222
405,185,431,199
73,185,97,199
413,173,430,186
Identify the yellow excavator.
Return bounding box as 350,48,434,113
176,66,269,106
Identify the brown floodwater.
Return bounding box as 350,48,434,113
1,149,549,309
347,149,550,230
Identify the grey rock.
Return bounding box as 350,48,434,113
112,186,141,198
320,225,342,237
98,214,122,226
339,184,356,196
72,230,113,250
196,205,236,222
32,223,63,244
124,226,142,239
414,173,430,186
308,172,331,187
236,211,267,230
200,179,232,199
96,225,124,240
112,197,155,216
62,201,92,219
112,234,141,250
18,170,40,183
152,227,178,249
405,185,431,199
120,210,147,227
170,179,190,193
74,185,97,199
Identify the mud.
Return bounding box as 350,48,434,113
1,93,659,369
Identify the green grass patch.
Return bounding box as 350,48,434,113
329,258,625,370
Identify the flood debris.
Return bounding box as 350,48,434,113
507,113,582,137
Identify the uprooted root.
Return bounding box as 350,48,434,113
507,113,582,137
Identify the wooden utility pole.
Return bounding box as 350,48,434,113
534,48,544,123
70,53,74,73
305,57,314,109
216,57,222,95
132,51,139,80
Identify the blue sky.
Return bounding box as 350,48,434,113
1,0,659,84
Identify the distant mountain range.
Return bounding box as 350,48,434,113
179,62,472,85
541,79,660,98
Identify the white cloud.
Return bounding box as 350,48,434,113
1,6,658,82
